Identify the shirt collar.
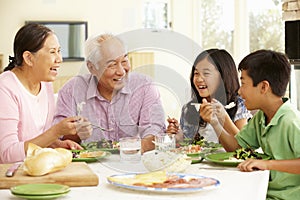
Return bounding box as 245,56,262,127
267,97,290,127
86,74,131,101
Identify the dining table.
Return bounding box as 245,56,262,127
0,153,270,200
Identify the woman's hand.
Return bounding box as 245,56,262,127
49,139,83,150
166,117,180,134
52,116,92,139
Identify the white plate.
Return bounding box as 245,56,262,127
107,172,220,193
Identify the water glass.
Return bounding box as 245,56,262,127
155,133,176,151
119,137,141,163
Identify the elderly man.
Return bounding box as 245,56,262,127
53,34,165,153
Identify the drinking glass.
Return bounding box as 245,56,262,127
119,137,141,163
155,133,176,151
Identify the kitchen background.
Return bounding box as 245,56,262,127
0,0,299,118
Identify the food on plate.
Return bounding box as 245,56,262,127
142,150,191,172
108,171,218,188
23,143,72,176
224,147,263,162
72,150,106,158
81,139,119,150
179,136,222,150
233,147,263,160
108,171,167,185
178,144,202,154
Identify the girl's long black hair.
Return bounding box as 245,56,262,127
186,49,240,128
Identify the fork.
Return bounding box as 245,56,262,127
91,124,113,132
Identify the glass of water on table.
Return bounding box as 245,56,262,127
154,133,176,151
119,136,141,163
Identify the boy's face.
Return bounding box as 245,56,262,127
238,70,261,110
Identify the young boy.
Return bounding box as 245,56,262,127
210,50,300,200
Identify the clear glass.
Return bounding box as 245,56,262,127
119,137,141,163
155,133,176,151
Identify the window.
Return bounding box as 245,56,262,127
248,0,284,52
143,0,170,29
197,0,284,60
198,0,234,54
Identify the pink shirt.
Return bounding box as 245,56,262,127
0,71,55,163
53,72,165,143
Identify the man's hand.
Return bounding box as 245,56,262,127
141,135,155,153
76,117,93,140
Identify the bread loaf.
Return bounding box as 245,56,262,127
23,143,72,176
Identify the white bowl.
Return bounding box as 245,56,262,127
142,150,191,173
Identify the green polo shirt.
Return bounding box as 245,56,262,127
235,98,300,200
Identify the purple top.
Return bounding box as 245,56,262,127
53,72,166,143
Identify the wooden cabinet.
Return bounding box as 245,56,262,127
128,52,154,77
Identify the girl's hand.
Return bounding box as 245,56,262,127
199,98,213,123
166,117,180,134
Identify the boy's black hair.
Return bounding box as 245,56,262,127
238,49,291,97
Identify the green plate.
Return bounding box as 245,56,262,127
97,148,119,154
205,152,270,167
72,150,111,163
190,156,204,164
12,192,69,199
10,184,69,196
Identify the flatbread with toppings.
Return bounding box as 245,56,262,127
108,171,218,189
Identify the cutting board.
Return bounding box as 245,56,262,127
0,162,99,189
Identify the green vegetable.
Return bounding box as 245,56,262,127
233,148,263,160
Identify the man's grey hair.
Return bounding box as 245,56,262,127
84,33,125,68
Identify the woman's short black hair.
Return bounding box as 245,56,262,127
4,23,53,71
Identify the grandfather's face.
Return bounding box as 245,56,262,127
95,38,131,97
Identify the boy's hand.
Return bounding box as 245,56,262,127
237,159,268,172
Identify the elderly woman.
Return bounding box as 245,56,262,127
0,23,92,163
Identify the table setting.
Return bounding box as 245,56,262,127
0,136,270,200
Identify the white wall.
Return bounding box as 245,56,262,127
0,0,195,76
0,0,144,75
0,0,195,119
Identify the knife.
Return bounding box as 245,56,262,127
6,162,21,177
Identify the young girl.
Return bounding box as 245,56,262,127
167,49,251,143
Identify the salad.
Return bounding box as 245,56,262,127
233,147,263,160
81,139,120,150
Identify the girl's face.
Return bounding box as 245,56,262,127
193,57,221,101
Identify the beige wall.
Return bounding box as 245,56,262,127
0,0,194,119
0,0,194,77
0,0,146,75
